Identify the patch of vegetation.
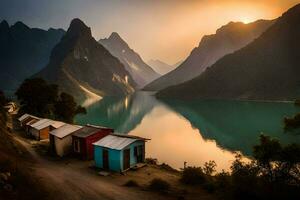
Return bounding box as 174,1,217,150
15,78,86,123
284,113,300,131
180,135,300,200
148,178,170,192
181,167,206,185
124,180,139,187
145,158,158,165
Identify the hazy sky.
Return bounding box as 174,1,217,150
0,0,299,64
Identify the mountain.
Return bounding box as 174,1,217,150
36,19,136,103
147,59,176,75
99,32,160,87
0,20,65,94
157,4,300,101
144,19,274,91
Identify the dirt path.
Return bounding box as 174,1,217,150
12,135,177,200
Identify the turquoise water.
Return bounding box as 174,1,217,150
75,92,300,170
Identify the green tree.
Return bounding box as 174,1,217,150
16,78,86,122
54,92,86,123
15,78,58,118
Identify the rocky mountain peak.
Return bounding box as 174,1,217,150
67,18,92,38
0,20,9,30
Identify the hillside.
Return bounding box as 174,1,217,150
157,4,300,101
144,19,274,91
36,19,136,103
99,33,160,88
147,59,176,75
0,20,65,94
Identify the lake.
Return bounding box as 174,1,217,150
75,92,300,171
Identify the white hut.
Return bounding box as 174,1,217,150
18,114,40,128
49,124,82,157
29,119,65,140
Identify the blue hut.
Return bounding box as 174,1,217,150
93,134,149,172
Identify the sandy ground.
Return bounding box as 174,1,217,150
11,132,216,200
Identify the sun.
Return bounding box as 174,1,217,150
240,16,253,24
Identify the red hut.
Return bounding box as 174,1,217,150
72,125,114,160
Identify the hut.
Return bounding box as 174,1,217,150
93,134,149,172
24,118,41,134
49,124,82,157
18,114,40,128
29,119,65,140
72,125,114,160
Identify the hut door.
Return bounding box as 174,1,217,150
49,135,56,154
123,149,130,170
103,149,109,170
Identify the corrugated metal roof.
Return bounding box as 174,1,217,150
72,125,112,138
30,119,49,128
93,135,141,150
18,114,39,121
50,124,82,139
51,121,66,129
30,119,65,131
25,118,39,126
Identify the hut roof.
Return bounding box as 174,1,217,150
93,134,147,150
30,119,65,131
50,124,82,139
25,118,40,126
72,125,112,138
18,114,39,121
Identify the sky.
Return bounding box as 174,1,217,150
0,0,299,64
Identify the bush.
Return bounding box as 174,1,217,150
148,178,170,192
284,113,300,131
124,180,139,187
145,158,158,165
180,167,206,185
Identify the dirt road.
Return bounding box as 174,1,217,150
13,135,178,200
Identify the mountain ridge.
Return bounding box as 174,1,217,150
144,19,274,91
99,32,160,88
36,18,136,103
0,20,65,94
157,4,300,101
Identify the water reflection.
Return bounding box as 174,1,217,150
76,92,300,170
75,92,157,133
162,99,300,156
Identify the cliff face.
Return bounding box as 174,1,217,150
36,19,136,102
144,19,274,91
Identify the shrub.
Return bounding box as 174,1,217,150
124,180,139,187
284,114,300,131
145,158,158,165
180,167,206,185
203,160,217,176
149,178,170,192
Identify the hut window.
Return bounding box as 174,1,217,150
74,139,80,152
